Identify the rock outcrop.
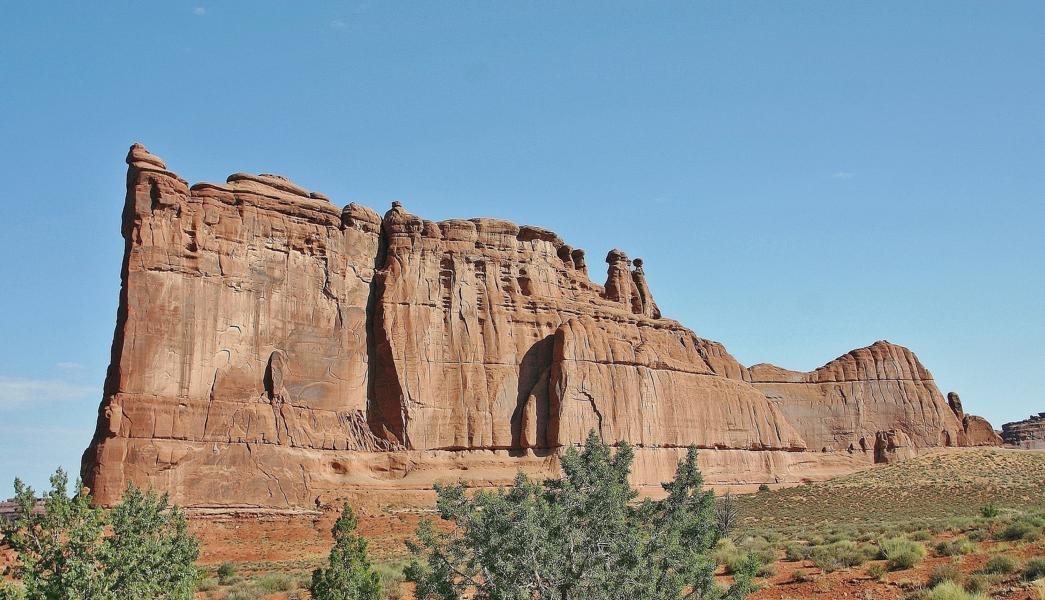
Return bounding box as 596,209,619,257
748,343,969,453
872,429,916,464
1001,413,1045,449
945,392,1005,446
80,145,1000,508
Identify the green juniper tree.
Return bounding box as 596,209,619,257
405,431,757,600
0,582,26,600
309,503,382,600
1,469,199,600
1,469,110,600
102,484,199,599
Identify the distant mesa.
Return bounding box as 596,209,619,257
1001,412,1045,449
80,144,1000,509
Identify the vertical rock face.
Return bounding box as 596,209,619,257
81,145,999,508
83,145,395,506
548,317,806,451
1001,413,1045,449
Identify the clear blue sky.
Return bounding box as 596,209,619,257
1,2,1042,497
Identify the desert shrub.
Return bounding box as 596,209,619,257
996,518,1039,541
857,530,877,542
257,573,295,593
855,542,878,561
809,550,839,572
964,574,990,595
736,536,776,566
758,483,770,492
784,543,810,561
760,530,784,544
791,569,811,583
981,554,1016,575
826,527,857,544
224,586,261,600
196,577,218,592
714,542,765,577
967,528,988,542
928,562,963,588
1023,557,1045,581
980,503,999,519
923,580,988,600
310,504,382,600
903,520,928,533
878,525,903,538
878,537,926,571
1,469,199,600
713,539,740,564
945,517,977,532
809,541,869,572
908,529,932,541
721,554,751,576
935,537,975,556
217,561,237,584
374,560,407,600
804,533,826,546
866,563,886,581
886,546,924,571
754,562,775,578
405,432,757,600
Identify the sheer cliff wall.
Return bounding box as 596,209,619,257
80,145,997,508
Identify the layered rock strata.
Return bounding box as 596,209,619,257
1001,413,1045,449
81,145,998,508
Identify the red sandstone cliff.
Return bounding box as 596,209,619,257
80,145,999,508
1001,412,1045,449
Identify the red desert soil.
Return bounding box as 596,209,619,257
747,540,1043,600
185,448,1045,599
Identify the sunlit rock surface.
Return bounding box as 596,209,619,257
80,145,998,508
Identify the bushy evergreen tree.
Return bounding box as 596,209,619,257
0,581,26,600
1,469,199,600
406,431,757,600
103,484,199,599
309,503,382,600
2,469,110,599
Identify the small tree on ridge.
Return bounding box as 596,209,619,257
309,503,382,600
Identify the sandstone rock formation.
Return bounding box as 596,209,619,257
944,392,1004,446
1001,413,1045,449
81,145,1000,508
871,430,915,464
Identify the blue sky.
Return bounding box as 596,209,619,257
1,2,1042,497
